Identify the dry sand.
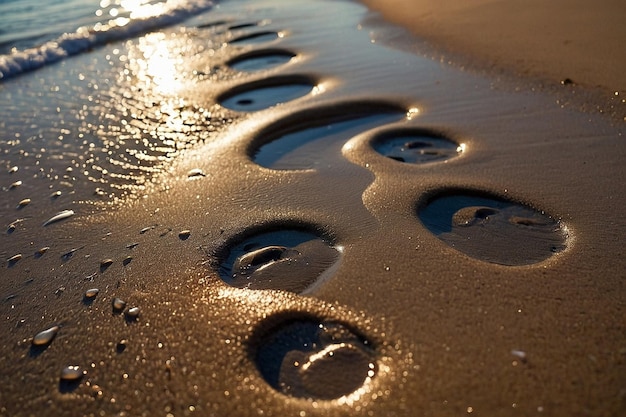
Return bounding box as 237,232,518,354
361,0,626,97
0,0,625,416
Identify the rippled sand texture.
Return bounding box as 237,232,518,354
1,0,625,416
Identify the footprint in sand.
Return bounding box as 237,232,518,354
227,48,296,72
249,100,407,170
418,190,568,265
250,313,376,400
217,227,341,294
371,127,464,164
228,30,281,45
217,75,317,112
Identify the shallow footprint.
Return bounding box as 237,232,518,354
218,229,341,293
227,49,296,72
251,101,406,170
217,75,315,112
252,315,376,400
372,128,463,164
228,31,280,45
418,191,568,265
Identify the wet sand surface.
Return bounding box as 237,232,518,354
1,0,625,416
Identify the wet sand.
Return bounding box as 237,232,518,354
1,0,625,416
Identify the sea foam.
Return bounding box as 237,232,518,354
0,0,213,80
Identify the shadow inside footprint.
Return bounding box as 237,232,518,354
218,229,341,293
228,31,280,45
418,191,568,265
372,128,463,164
250,101,406,170
227,49,296,72
251,314,376,400
218,75,315,112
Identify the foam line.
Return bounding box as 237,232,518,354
0,0,213,80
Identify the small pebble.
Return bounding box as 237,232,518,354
511,349,527,363
17,198,31,208
50,190,62,198
100,258,114,269
125,307,140,320
112,298,126,312
140,226,154,234
10,180,22,189
187,168,206,179
35,247,50,258
178,230,191,240
85,288,99,299
122,256,133,266
60,365,85,382
43,209,74,226
116,339,128,353
7,254,22,265
61,247,79,260
8,166,18,174
32,326,60,346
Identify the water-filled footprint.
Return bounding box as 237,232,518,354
250,101,406,169
252,315,376,400
217,75,315,112
229,31,280,45
418,191,568,265
218,229,341,293
372,128,463,164
227,49,296,72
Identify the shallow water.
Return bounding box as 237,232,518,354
0,0,625,416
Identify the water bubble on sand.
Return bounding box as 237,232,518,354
43,210,75,226
253,316,376,399
217,75,315,112
112,298,127,313
219,228,341,293
228,31,279,45
372,128,463,164
32,325,60,346
227,49,296,72
418,191,568,265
